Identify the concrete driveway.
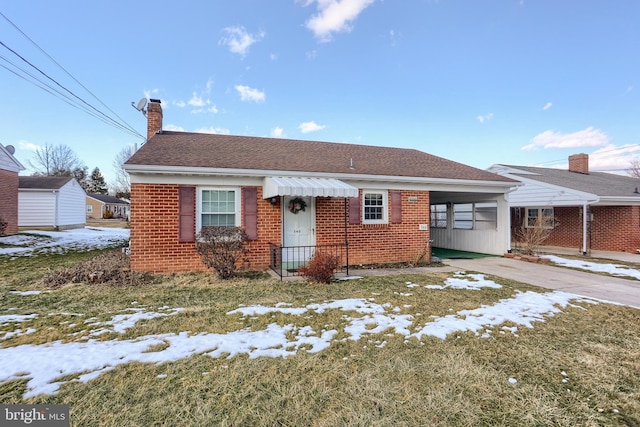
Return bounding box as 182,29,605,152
445,257,640,309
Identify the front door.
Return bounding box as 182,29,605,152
282,196,315,269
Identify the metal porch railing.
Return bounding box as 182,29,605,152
269,243,349,279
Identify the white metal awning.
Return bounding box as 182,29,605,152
263,177,359,199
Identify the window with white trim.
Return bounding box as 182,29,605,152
453,203,473,229
197,188,241,231
452,202,498,230
86,205,92,213
526,207,554,229
474,202,498,230
430,204,448,228
363,190,388,224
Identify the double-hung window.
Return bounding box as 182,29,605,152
363,190,388,224
198,188,240,231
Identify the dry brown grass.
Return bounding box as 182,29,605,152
1,250,639,426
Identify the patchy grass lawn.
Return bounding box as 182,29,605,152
1,249,639,426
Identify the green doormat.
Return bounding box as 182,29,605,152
431,247,497,259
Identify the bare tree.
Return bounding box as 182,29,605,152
628,159,640,178
112,144,135,199
29,143,85,177
514,214,556,255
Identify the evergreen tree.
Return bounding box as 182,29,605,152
88,167,108,194
72,166,89,192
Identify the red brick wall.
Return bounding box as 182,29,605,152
513,205,640,253
130,184,430,273
316,190,430,265
0,169,19,235
590,206,640,252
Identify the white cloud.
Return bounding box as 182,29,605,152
306,50,318,60
302,0,376,42
163,124,185,132
299,121,326,133
188,92,207,108
235,85,266,103
271,127,285,137
173,100,186,108
143,89,160,99
17,140,40,151
270,53,278,61
522,127,609,151
219,26,264,56
543,102,552,111
194,126,230,135
476,113,494,123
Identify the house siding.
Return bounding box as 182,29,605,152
19,180,86,229
19,191,57,227
0,169,19,235
130,183,431,273
57,180,86,228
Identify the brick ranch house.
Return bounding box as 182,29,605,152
0,143,25,235
489,153,640,255
124,99,518,276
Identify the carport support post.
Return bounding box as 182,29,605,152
582,203,588,255
344,198,349,276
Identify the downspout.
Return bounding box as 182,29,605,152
582,203,593,256
53,190,60,230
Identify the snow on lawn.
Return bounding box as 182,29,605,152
542,255,640,280
0,273,598,399
0,227,129,256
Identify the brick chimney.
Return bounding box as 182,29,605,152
568,153,589,174
146,99,163,140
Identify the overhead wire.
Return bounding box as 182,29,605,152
0,11,145,140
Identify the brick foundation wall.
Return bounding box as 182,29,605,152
0,169,19,235
130,184,430,273
512,205,640,253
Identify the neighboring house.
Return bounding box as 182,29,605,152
0,144,25,235
18,176,86,230
124,99,518,275
488,153,640,255
86,193,130,220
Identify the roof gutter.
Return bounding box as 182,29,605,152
123,164,518,189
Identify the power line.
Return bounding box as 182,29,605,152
0,41,142,138
0,11,145,140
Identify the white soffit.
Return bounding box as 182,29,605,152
263,177,359,198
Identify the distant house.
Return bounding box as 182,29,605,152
124,99,518,276
86,193,130,220
18,176,86,230
488,154,640,254
0,144,25,235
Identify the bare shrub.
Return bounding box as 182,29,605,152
0,215,7,236
298,251,341,284
196,226,248,279
515,215,556,255
44,249,149,287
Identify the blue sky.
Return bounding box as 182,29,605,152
1,1,639,186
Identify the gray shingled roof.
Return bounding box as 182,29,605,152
501,165,640,198
88,193,129,204
126,132,515,183
19,176,73,190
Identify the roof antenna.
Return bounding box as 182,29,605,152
131,97,147,117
